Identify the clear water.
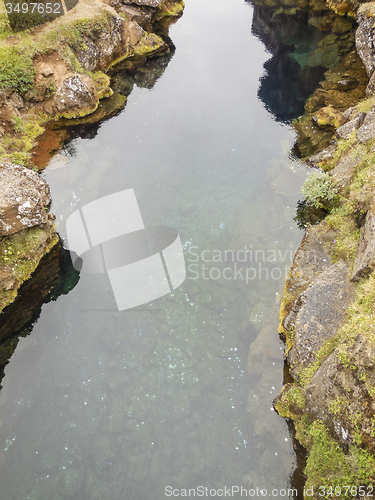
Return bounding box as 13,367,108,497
0,0,310,498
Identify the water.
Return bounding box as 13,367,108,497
0,0,311,498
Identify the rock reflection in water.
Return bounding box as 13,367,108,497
247,0,357,124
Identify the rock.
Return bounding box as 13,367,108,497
308,144,337,168
0,163,50,236
120,5,152,28
335,111,366,138
127,20,145,46
74,16,125,72
312,106,345,129
336,79,359,90
329,146,362,189
341,105,358,121
351,208,375,281
122,0,164,6
331,16,354,34
54,75,98,119
366,70,375,96
38,62,54,78
305,335,375,449
9,92,24,110
356,105,375,143
280,223,334,338
356,4,375,77
286,260,356,378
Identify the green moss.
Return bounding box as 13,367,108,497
275,384,306,419
133,33,165,57
157,0,185,18
305,420,375,492
357,96,375,114
0,226,58,313
0,2,11,34
325,209,359,262
0,45,35,93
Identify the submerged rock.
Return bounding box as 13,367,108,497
0,163,51,236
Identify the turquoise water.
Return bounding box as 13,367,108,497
0,0,310,498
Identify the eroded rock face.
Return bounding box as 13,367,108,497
0,163,51,236
351,208,375,280
329,146,363,189
356,4,375,78
287,260,356,378
305,335,375,450
74,16,125,72
356,105,375,142
280,223,333,330
336,110,366,139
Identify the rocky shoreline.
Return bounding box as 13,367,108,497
274,1,375,494
0,0,184,326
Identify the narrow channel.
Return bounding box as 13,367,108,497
0,0,312,498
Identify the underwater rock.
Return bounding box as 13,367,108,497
286,260,356,378
0,163,51,236
350,208,375,281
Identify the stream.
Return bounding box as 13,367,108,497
0,0,314,498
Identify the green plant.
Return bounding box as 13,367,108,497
301,170,339,209
13,115,23,133
0,46,35,93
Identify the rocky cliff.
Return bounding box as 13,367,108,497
275,1,375,494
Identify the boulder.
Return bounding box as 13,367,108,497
0,163,51,236
356,105,375,143
351,208,375,280
312,106,345,129
286,260,356,378
336,111,366,139
54,75,98,119
74,16,125,72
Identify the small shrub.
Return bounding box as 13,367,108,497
301,170,338,209
0,46,35,93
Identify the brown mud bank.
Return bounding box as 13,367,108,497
0,0,184,330
272,0,375,494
